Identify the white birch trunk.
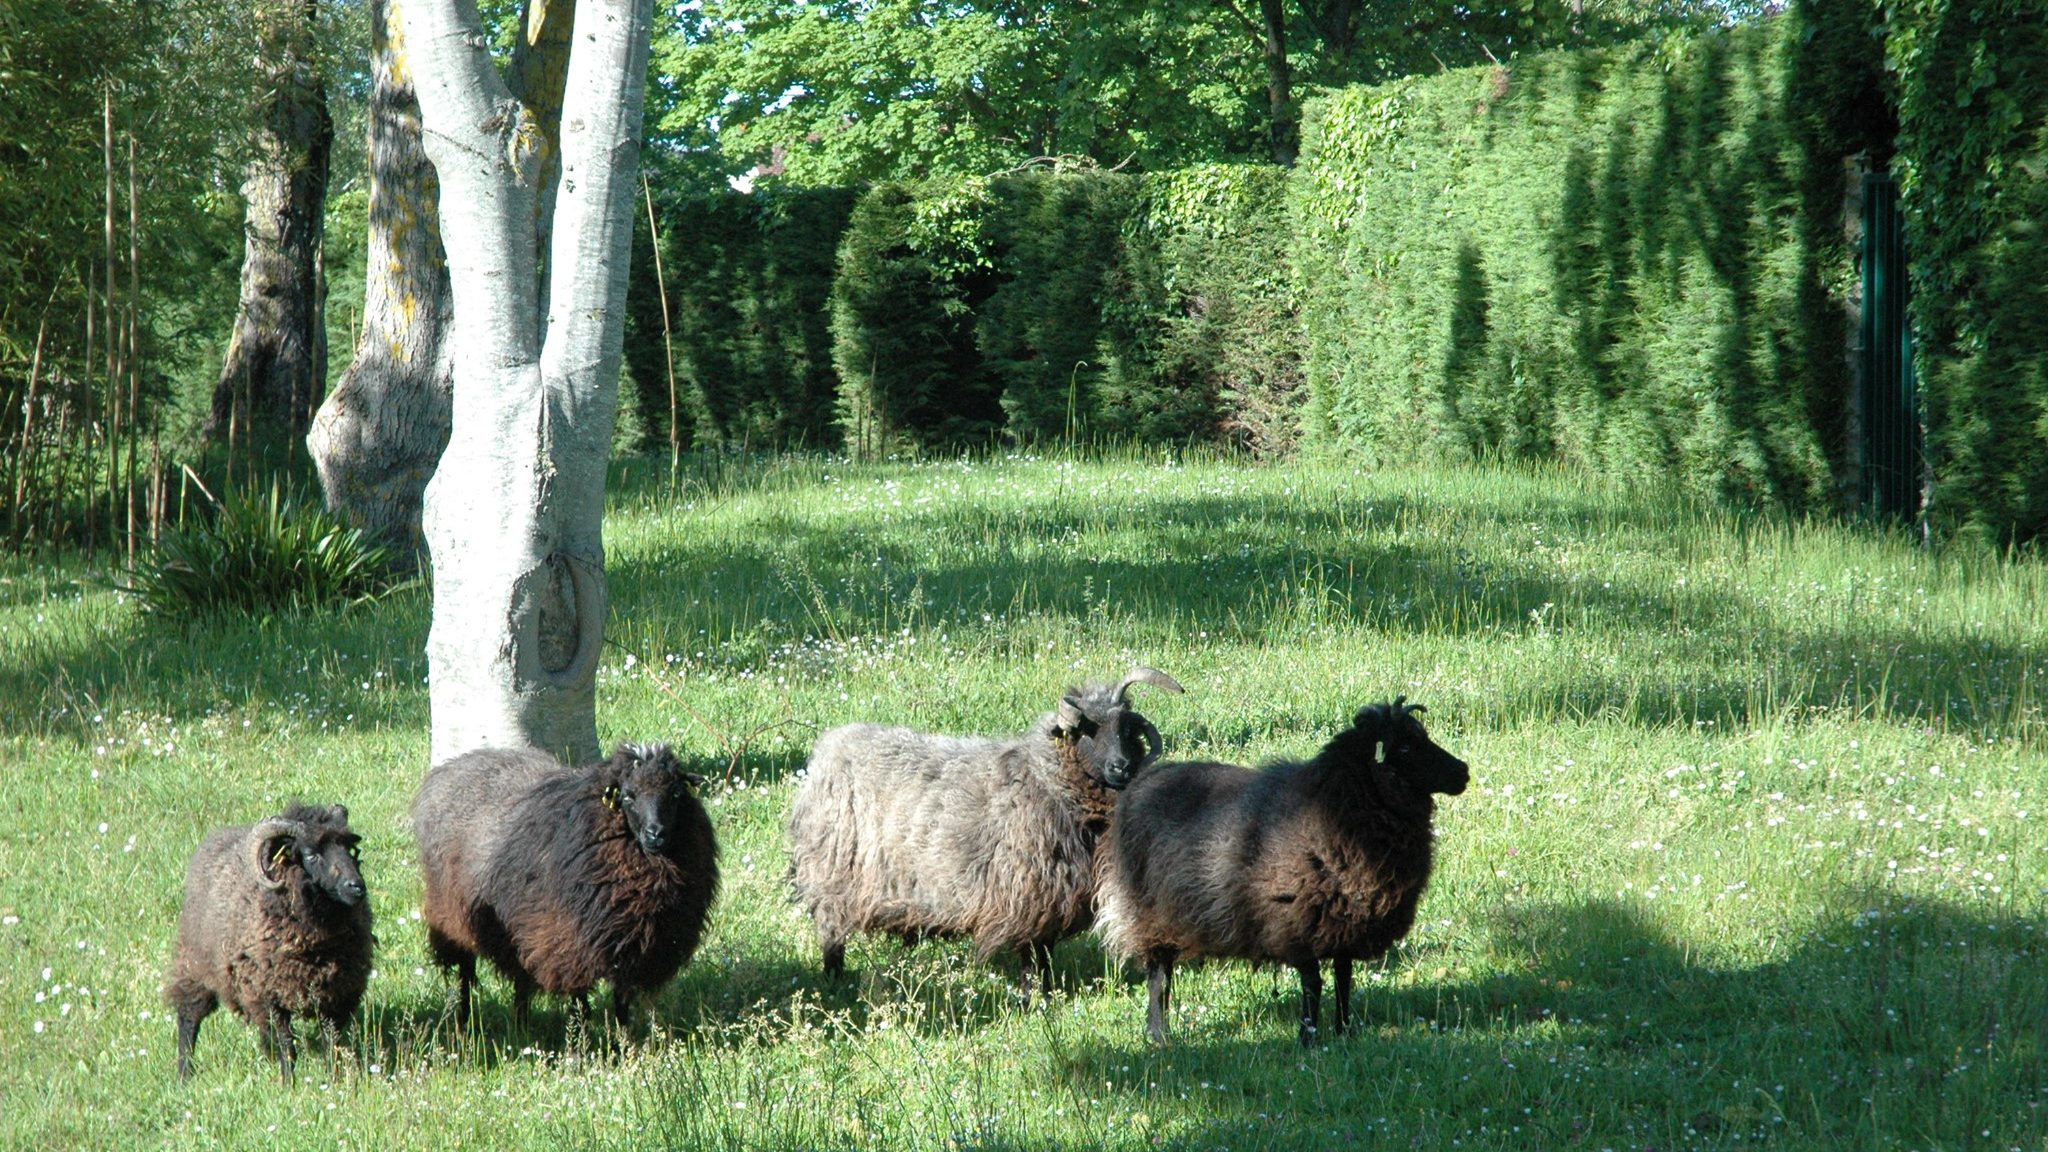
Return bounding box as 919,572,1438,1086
404,0,650,763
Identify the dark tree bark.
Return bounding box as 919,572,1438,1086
209,0,334,443
307,0,453,561
1260,0,1296,166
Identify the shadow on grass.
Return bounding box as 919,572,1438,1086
1044,896,2047,1149
609,483,2041,739
7,457,2038,744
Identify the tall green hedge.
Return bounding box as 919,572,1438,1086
1890,0,2048,543
1294,17,1860,512
623,186,856,452
829,168,1296,454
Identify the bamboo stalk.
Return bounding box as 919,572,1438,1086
105,81,120,551
640,173,680,474
127,128,142,570
14,316,49,542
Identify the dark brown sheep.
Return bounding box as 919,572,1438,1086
412,742,719,1028
787,667,1183,1002
1097,698,1468,1045
163,803,373,1080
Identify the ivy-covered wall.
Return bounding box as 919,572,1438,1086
1890,0,2048,543
1293,16,1861,512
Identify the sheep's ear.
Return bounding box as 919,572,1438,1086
248,820,299,889
1053,696,1096,741
681,771,706,789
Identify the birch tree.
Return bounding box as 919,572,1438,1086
405,0,650,763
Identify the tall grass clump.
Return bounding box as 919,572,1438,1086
122,480,403,618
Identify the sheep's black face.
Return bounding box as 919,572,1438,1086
609,745,704,857
300,833,368,908
1058,706,1161,790
1347,700,1469,797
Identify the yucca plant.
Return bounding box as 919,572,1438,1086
124,480,405,618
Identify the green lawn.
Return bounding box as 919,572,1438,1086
1,452,2042,1150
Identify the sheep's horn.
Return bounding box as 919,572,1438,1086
1137,716,1164,764
247,819,302,890
1115,667,1185,703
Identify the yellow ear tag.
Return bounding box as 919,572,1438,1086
603,787,621,811
271,844,291,871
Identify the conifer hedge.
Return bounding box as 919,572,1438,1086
828,168,1295,454
1293,16,1858,512
623,187,856,452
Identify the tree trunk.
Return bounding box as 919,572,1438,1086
306,0,454,562
209,0,334,443
407,0,651,764
1260,0,1296,167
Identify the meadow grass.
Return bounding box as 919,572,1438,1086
0,451,2042,1151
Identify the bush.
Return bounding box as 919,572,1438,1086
1889,0,2048,543
624,186,857,453
831,179,1008,455
123,482,403,618
1293,18,1857,512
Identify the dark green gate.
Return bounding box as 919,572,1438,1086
1861,171,1919,520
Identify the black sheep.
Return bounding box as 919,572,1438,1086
1096,698,1468,1045
163,803,373,1080
413,742,719,1027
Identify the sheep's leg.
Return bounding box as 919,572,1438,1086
819,922,843,975
612,985,636,1033
454,956,476,1029
270,1008,298,1082
172,991,216,1079
1295,963,1323,1048
1144,952,1177,1045
1015,940,1056,1007
512,978,536,1035
1332,957,1354,1036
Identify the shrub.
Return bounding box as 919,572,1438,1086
1293,18,1856,512
124,482,403,618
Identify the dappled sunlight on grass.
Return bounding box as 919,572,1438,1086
0,453,2042,1150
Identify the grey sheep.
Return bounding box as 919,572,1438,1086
1097,698,1468,1045
163,803,373,1080
787,667,1184,1000
412,742,719,1028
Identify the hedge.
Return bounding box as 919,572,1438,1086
1293,15,1861,512
623,186,856,452
1890,0,2048,543
828,168,1296,454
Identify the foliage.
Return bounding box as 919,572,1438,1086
3,454,2046,1148
828,168,1298,452
647,0,1272,193
121,479,400,618
1105,163,1303,453
831,180,1009,454
1293,16,1860,513
1887,0,2048,544
623,185,857,453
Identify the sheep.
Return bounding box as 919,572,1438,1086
163,803,373,1080
787,667,1184,1001
1096,697,1468,1046
412,742,719,1029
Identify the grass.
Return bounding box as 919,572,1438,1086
0,450,2043,1151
